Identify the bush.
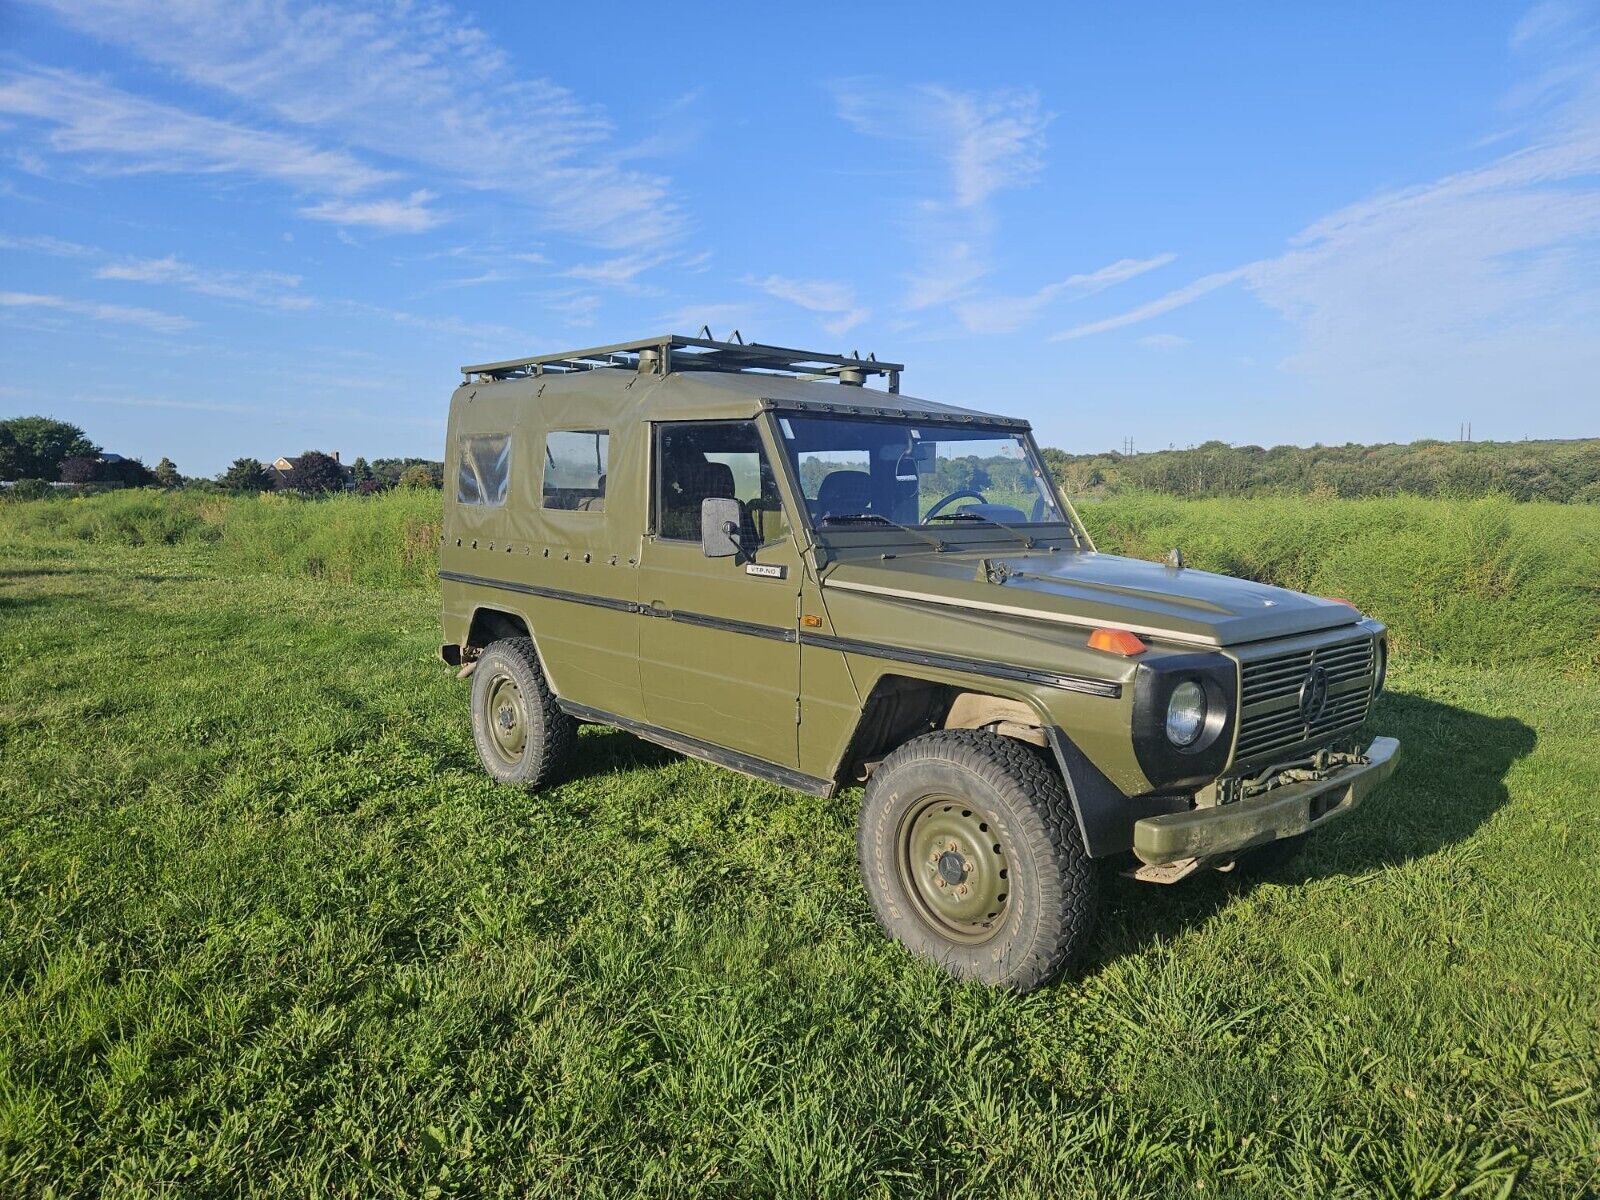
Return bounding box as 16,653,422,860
219,457,275,493
288,451,346,494
397,463,441,489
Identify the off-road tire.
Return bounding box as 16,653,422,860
857,730,1098,992
470,637,577,789
1230,832,1308,876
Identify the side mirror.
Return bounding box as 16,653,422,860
700,497,743,558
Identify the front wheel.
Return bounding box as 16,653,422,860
470,636,577,789
857,730,1098,992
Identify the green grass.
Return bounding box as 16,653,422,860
2,535,1597,1196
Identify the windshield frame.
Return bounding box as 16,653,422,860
762,408,1090,553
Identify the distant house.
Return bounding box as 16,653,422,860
268,450,354,491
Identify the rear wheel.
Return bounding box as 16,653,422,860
857,730,1098,992
470,637,577,789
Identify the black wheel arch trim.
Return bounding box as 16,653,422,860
1045,727,1191,858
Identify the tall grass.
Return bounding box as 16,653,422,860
3,488,1595,668
218,490,442,588
1078,492,1600,670
0,488,442,588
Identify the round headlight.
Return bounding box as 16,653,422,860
1374,639,1388,696
1166,680,1208,747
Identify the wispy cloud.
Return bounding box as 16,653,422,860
835,83,1049,209
1051,5,1600,414
298,190,444,234
0,290,192,333
564,256,667,291
956,253,1176,334
0,232,99,258
95,255,313,310
651,303,759,339
28,0,682,250
1052,266,1251,340
833,80,1051,310
337,301,524,347
746,274,868,335
1511,1,1582,48
0,66,397,196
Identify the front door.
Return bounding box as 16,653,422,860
637,420,801,768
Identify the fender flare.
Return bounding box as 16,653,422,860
1044,728,1190,858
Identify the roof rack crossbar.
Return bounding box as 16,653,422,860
462,334,903,392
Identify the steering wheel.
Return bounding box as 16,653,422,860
924,488,987,521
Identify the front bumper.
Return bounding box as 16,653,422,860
1132,736,1400,866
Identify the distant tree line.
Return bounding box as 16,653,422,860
1039,438,1600,503
2,416,448,500
8,413,1597,505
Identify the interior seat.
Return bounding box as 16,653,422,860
814,469,874,520
662,449,735,539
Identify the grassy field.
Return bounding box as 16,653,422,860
1,498,1598,1196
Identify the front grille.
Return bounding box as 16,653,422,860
1234,633,1375,764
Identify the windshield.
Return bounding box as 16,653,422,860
774,414,1067,529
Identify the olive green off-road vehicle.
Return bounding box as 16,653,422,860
440,334,1399,991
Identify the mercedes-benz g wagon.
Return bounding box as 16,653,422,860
439,334,1399,991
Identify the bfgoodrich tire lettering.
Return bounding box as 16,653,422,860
857,729,1098,992
470,636,577,789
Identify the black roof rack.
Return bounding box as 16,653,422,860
462,332,902,393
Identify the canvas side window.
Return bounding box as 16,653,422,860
543,431,609,511
457,434,511,507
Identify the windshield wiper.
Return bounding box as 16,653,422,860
820,512,948,552
926,509,1045,551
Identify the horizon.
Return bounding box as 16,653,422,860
3,2,1599,475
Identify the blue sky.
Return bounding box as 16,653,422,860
1,1,1597,474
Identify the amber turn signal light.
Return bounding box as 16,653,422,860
1088,628,1147,656
800,614,824,628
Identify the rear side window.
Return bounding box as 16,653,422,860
543,430,609,511
457,434,511,507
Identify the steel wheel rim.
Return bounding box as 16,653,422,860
896,793,1011,944
484,672,528,764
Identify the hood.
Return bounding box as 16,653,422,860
821,548,1360,647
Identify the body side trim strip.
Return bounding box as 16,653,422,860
557,699,834,797
440,568,639,613
660,608,799,642
442,569,1120,698
801,632,1122,699
821,577,1222,647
